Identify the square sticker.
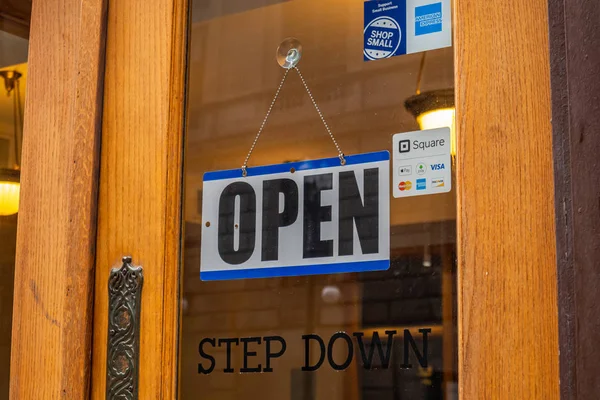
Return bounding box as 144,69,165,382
392,128,452,198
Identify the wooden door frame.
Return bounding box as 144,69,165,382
11,0,567,398
9,0,108,398
455,0,560,397
88,0,189,397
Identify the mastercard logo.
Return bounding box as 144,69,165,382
398,181,412,191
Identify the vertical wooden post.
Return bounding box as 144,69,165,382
9,0,107,398
90,0,188,397
549,0,600,397
455,0,559,398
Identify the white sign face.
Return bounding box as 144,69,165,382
200,151,390,281
392,127,451,198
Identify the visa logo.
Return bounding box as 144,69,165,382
430,163,445,170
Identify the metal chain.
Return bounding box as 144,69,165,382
242,66,345,176
242,68,291,176
293,66,345,165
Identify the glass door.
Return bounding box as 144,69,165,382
180,1,458,399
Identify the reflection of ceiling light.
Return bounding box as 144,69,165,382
0,169,20,216
422,245,432,268
321,285,341,304
0,70,22,92
405,88,456,156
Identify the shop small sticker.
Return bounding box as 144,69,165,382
364,0,452,61
364,0,406,60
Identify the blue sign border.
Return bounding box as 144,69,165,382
203,150,390,181
201,259,390,281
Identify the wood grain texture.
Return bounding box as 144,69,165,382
163,0,189,396
455,0,559,398
9,0,107,398
90,0,187,397
549,0,600,398
0,215,17,397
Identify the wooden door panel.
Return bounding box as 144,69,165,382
9,0,107,398
455,0,559,398
90,0,187,397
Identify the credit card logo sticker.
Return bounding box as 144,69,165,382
432,178,445,188
398,165,412,175
416,178,426,190
430,163,445,170
415,3,443,36
399,181,412,191
416,162,426,175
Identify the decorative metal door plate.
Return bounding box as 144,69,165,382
106,256,143,400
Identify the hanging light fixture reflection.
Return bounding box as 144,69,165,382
0,69,24,216
0,169,20,216
404,53,456,156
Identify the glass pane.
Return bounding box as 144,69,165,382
181,1,457,399
0,27,28,399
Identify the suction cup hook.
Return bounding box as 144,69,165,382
276,38,303,69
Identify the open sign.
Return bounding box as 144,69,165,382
200,151,390,281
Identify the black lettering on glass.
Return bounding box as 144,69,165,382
240,337,262,373
218,338,240,373
262,179,299,261
198,338,216,374
264,336,287,372
327,332,353,371
302,334,325,371
354,330,396,369
401,328,430,368
218,182,256,265
339,168,379,256
303,174,333,258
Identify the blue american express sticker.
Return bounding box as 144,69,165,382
415,2,442,35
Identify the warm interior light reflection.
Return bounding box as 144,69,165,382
416,108,456,156
0,181,20,216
